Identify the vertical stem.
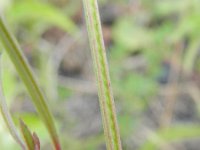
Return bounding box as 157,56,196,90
82,0,122,149
0,16,61,150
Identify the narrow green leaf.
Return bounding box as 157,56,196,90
19,120,40,150
20,119,35,150
0,16,61,150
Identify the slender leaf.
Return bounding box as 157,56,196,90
20,119,35,150
32,132,40,150
0,16,61,150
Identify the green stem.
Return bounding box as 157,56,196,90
0,54,26,150
82,0,122,149
0,16,61,150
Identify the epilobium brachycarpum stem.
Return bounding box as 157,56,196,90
82,0,122,149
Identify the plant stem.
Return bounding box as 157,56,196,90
0,54,26,150
82,0,122,149
0,16,61,150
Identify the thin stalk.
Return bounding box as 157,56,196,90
0,54,26,150
0,16,61,150
82,0,122,150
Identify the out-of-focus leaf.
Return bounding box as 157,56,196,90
6,0,77,34
120,73,157,98
170,13,200,42
1,53,24,105
153,0,190,16
113,73,158,113
0,116,21,150
0,54,25,149
140,125,200,150
13,113,48,141
113,18,152,51
118,114,135,137
20,120,35,150
183,39,200,75
38,50,58,101
0,0,11,13
60,134,104,150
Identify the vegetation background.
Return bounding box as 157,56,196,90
1,0,200,149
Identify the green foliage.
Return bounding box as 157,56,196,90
0,116,20,150
14,113,49,141
0,16,61,149
1,53,23,105
0,55,25,149
1,0,200,149
20,119,40,150
109,0,200,149
6,0,77,35
140,125,200,150
118,114,135,137
113,18,152,52
110,0,200,111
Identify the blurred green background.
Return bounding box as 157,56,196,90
1,0,200,149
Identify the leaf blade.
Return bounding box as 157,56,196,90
0,16,61,150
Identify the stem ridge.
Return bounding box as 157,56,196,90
83,0,122,149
